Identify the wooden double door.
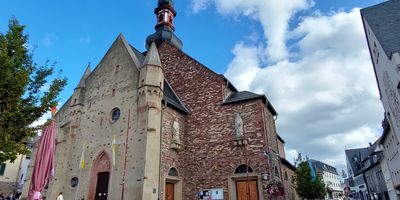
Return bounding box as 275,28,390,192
236,180,259,200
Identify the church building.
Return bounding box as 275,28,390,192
22,1,290,199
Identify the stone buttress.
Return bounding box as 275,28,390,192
137,43,164,200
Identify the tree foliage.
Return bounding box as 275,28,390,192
293,153,326,200
0,18,67,162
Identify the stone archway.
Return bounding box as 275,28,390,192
88,151,111,200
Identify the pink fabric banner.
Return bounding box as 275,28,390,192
28,120,56,200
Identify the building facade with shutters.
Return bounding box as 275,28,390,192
21,1,291,200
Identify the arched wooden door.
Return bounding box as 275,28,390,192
235,165,259,200
88,151,111,200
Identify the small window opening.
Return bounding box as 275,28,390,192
110,108,121,123
235,164,253,174
168,167,178,176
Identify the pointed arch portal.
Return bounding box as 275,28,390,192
88,151,111,200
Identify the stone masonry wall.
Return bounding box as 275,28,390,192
281,164,299,200
158,42,275,200
160,107,186,200
46,35,144,200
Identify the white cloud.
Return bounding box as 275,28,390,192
191,0,212,13
42,34,58,47
194,1,384,169
191,0,314,62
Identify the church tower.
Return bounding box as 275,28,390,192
137,43,164,200
146,0,183,50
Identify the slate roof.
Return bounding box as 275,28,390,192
361,0,400,58
143,43,162,66
277,134,285,144
345,147,369,174
158,0,174,7
223,91,278,116
129,44,145,64
362,137,382,162
310,159,339,175
281,158,296,171
146,26,183,50
163,80,189,114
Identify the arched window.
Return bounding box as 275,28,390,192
235,164,253,174
284,171,288,181
168,167,178,176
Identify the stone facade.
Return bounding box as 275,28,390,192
158,42,280,199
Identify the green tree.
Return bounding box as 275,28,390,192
0,18,67,162
293,153,326,200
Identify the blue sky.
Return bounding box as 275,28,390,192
0,0,386,171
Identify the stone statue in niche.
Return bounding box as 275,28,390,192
234,113,244,137
172,120,181,144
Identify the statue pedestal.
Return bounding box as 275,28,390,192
233,136,247,146
171,142,182,150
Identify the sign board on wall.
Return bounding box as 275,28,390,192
198,188,224,200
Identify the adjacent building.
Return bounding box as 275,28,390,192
345,138,391,200
361,139,390,200
310,159,342,199
277,135,299,200
21,1,293,200
0,155,30,194
345,148,370,199
361,1,400,198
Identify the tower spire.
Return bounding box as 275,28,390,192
146,0,183,50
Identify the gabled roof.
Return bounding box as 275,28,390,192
163,80,189,114
361,0,400,59
223,91,278,116
310,159,339,175
345,147,369,174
